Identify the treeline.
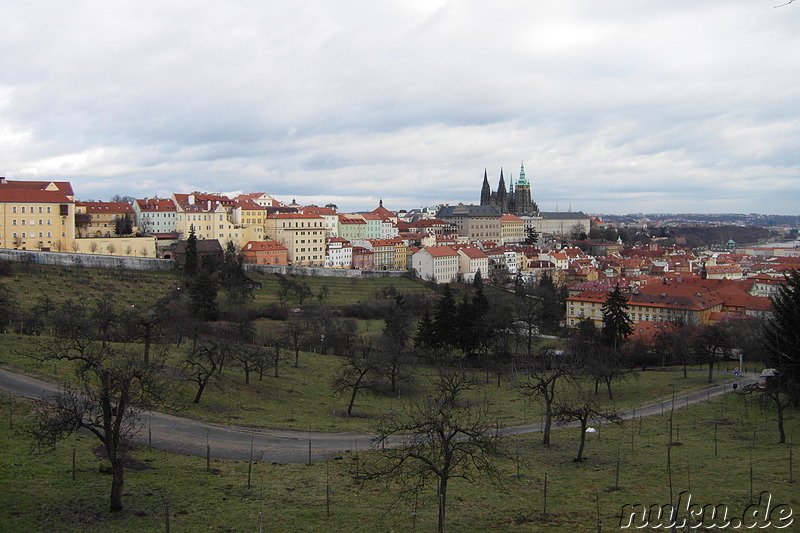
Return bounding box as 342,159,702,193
650,225,776,248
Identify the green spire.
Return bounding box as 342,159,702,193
517,161,529,186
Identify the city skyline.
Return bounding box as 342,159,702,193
1,1,798,214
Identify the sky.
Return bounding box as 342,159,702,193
1,1,798,215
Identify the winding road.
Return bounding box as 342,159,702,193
0,367,758,464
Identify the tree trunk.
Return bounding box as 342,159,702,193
193,381,207,404
347,383,359,417
438,476,448,533
576,419,587,461
707,359,714,383
543,403,552,445
775,396,786,444
110,457,125,512
244,367,250,385
605,378,613,400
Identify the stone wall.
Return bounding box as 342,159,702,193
0,249,415,278
243,264,414,279
0,249,175,271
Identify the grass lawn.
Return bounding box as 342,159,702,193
2,333,744,434
1,386,797,532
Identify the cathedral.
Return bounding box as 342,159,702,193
480,161,538,216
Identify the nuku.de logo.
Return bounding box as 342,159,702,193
619,491,794,530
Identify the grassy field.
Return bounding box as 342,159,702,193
2,263,438,311
3,263,792,531
1,387,796,532
0,332,735,433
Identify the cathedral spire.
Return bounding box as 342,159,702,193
517,161,529,186
480,169,491,205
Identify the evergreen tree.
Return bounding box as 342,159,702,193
432,284,457,349
764,270,800,406
601,285,634,349
188,270,218,321
414,307,435,350
184,225,198,277
524,227,539,245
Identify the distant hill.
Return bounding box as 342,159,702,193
651,225,776,248
596,213,799,228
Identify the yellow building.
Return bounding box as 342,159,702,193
500,214,525,244
75,201,137,238
0,179,76,252
264,213,326,266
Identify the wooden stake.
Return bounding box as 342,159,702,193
543,473,548,516
248,435,254,490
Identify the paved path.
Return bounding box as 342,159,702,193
0,367,758,464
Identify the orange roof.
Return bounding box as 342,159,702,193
0,179,74,196
76,201,133,213
421,246,458,258
136,198,177,211
458,247,488,259
243,240,286,251
0,189,73,204
269,213,323,219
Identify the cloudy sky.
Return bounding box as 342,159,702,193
1,1,798,214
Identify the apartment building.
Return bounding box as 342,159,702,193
241,240,288,265
264,213,326,266
436,204,502,242
75,201,136,237
0,178,76,252
134,198,178,235
412,246,460,283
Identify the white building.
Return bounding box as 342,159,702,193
325,237,353,268
412,246,460,283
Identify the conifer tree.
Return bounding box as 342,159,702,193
184,225,198,277
764,270,800,406
601,285,633,349
432,284,457,349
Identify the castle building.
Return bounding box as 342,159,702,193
480,161,538,216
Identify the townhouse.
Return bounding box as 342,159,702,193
264,213,326,266
0,178,76,252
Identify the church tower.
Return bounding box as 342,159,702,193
512,161,538,215
480,169,491,206
495,168,507,213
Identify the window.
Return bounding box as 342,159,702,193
12,206,17,214
38,206,43,213
47,206,51,214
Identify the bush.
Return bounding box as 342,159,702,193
257,304,289,321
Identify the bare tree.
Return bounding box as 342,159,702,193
332,336,376,417
284,314,308,368
518,347,579,445
264,334,286,378
184,340,227,404
236,344,266,385
555,384,620,461
693,322,733,383
370,370,506,533
29,305,168,512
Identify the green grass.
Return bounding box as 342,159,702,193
1,333,743,433
1,387,797,532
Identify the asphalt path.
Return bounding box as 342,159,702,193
0,367,759,464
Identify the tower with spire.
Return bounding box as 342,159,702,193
478,161,538,215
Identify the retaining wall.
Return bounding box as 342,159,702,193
0,249,416,279
0,249,176,271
